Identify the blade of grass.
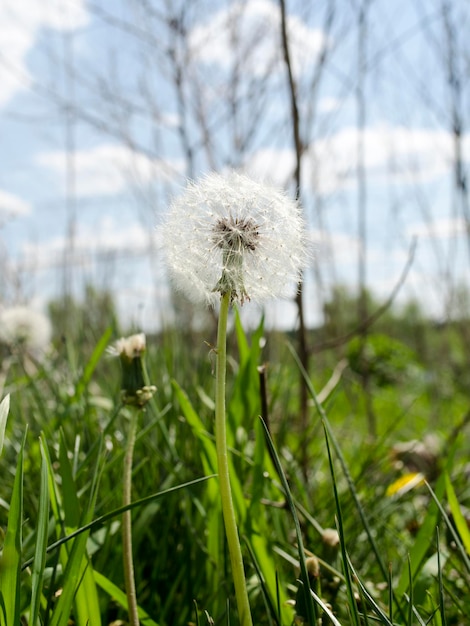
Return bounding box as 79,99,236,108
22,475,215,571
30,436,50,626
346,554,393,625
172,379,224,616
310,589,343,626
396,471,446,599
288,344,389,575
72,326,113,402
0,429,25,626
172,381,218,476
94,570,160,626
425,480,470,578
259,417,317,625
58,433,102,625
407,557,414,626
47,522,94,626
48,432,103,626
444,472,470,558
287,343,406,621
322,424,361,626
231,314,292,624
244,539,278,626
436,528,447,626
0,394,9,457
59,430,80,529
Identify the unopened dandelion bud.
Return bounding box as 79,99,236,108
109,333,156,407
322,528,340,549
305,555,320,578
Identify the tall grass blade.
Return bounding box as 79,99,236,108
244,539,278,626
0,395,9,457
444,472,470,559
287,344,396,584
48,432,103,626
94,570,160,626
407,557,413,626
30,436,50,626
346,554,393,625
309,589,343,626
59,430,80,528
73,326,113,402
425,480,470,578
322,424,361,626
0,429,25,626
48,523,93,626
436,528,447,626
258,417,317,625
396,472,445,599
22,475,215,571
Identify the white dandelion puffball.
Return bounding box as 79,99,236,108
161,172,308,306
0,306,52,352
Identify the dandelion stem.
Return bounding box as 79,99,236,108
122,408,140,626
215,291,253,626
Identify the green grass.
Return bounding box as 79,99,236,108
0,308,469,625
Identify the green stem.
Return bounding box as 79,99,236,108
215,292,253,626
122,409,140,626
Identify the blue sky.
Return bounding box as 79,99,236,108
1,0,469,330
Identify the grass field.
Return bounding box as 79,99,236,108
0,294,469,625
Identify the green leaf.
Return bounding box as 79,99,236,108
0,395,9,457
59,430,80,529
323,423,361,626
426,479,470,576
172,381,217,475
94,570,160,626
73,556,102,626
396,471,446,599
30,437,50,626
259,417,317,625
73,326,113,402
22,475,215,572
48,524,92,626
48,432,103,626
445,472,470,557
0,430,25,626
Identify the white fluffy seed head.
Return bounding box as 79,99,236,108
0,306,52,352
161,171,308,306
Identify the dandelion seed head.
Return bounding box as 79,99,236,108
161,171,308,306
0,306,51,353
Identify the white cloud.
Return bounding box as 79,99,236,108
189,0,327,77
37,144,183,196
318,97,342,114
243,148,296,187
245,125,461,196
0,189,31,221
407,216,467,241
20,216,154,270
305,125,456,195
0,0,89,107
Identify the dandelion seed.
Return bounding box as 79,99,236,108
161,171,308,306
